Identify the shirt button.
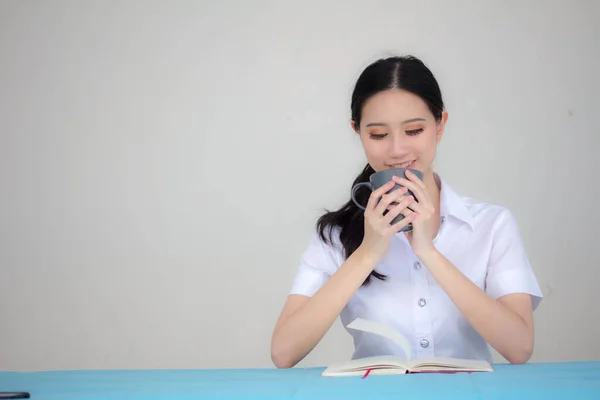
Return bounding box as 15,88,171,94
413,261,421,270
420,339,430,348
418,298,427,307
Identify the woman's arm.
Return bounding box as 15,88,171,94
270,247,378,368
393,171,536,364
418,249,534,364
271,182,416,368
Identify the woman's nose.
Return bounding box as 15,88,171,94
388,133,408,158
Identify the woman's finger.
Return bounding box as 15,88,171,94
392,176,429,204
364,181,395,212
404,199,427,214
382,195,414,225
374,186,408,216
386,209,416,234
405,169,426,189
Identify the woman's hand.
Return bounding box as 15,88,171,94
392,170,437,257
359,180,416,263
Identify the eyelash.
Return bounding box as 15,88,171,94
407,128,424,136
369,128,424,140
370,134,387,140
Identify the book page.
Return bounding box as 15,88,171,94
346,318,412,362
408,356,493,371
322,355,409,376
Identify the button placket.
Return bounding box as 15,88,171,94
432,216,447,244
414,217,447,355
411,258,435,357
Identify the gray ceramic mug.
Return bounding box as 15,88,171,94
351,168,424,232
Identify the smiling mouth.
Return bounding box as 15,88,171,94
390,160,416,169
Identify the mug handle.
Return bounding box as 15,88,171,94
350,182,372,210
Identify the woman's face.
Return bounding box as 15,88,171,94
354,89,448,175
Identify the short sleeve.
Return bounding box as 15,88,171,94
485,209,543,310
289,230,343,297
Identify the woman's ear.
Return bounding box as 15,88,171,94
351,120,359,133
436,111,449,143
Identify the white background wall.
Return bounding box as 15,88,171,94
1,0,598,371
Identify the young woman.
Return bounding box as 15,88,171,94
270,55,543,369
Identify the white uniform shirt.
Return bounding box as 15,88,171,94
289,175,543,363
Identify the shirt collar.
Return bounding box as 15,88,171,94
435,173,475,230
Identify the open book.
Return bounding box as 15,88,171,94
322,318,493,376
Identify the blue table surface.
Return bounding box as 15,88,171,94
1,361,599,399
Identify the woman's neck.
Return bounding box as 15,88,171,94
423,170,442,217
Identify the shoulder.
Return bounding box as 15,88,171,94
438,175,520,236
461,195,521,233
458,197,543,308
288,225,346,296
299,226,345,275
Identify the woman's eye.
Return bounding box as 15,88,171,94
369,133,387,140
406,128,424,136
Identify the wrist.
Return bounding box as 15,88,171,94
414,245,440,264
353,245,381,270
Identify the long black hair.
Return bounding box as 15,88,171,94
316,55,445,285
